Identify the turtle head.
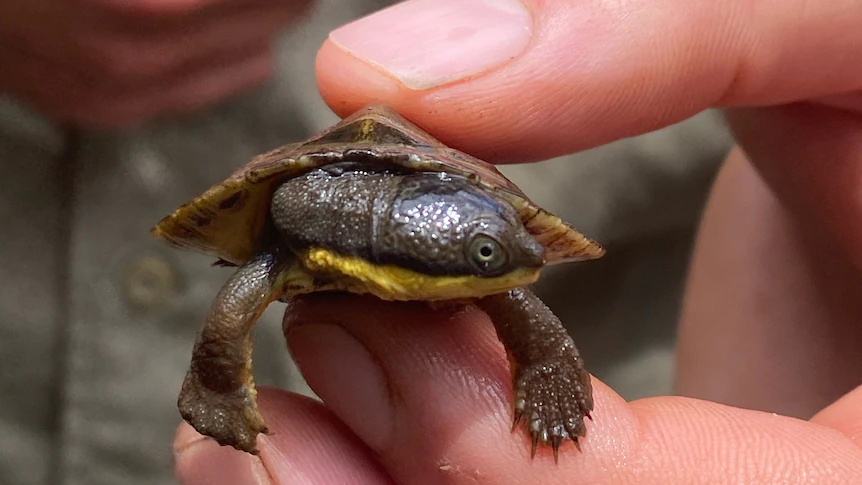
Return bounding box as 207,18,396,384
351,172,547,299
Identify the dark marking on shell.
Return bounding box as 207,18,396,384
191,215,212,227
543,232,567,249
218,190,246,210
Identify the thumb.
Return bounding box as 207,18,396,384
315,0,862,162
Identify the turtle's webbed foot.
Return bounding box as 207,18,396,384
478,287,593,462
512,357,592,461
176,250,287,454
178,365,267,454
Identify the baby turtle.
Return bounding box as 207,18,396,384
152,105,604,461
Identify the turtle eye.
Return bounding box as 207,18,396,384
468,235,508,275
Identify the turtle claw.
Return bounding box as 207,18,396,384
572,438,582,453
551,435,563,463
512,409,524,432
512,359,592,461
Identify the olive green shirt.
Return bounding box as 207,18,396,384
0,2,732,483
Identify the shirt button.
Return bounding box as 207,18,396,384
122,253,178,311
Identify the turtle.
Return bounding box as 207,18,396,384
151,104,605,462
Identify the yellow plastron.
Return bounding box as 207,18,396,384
297,247,540,301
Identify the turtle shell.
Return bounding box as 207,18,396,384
151,105,604,267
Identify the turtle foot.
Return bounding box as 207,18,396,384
511,358,593,462
178,371,268,454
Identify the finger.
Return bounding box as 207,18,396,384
173,388,394,485
315,0,862,162
0,40,272,127
812,385,862,444
0,0,303,86
284,294,862,484
676,147,862,417
79,0,309,84
284,295,636,483
727,103,862,269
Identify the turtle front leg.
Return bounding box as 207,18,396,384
178,249,290,454
477,287,593,462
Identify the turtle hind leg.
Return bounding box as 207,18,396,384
477,287,593,462
178,249,290,454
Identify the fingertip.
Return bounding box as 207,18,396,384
315,39,405,118
317,0,862,167
315,39,479,156
311,0,705,162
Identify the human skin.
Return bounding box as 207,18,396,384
0,0,310,128
170,0,862,483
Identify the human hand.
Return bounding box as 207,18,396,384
172,295,862,484
0,0,310,128
172,0,862,482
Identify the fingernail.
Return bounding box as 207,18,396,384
330,0,533,90
287,324,394,452
174,425,271,485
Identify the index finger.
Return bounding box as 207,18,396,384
283,294,862,484
315,0,862,163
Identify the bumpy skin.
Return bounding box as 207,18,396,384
178,166,593,458
177,249,289,454
478,287,593,462
271,163,544,276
